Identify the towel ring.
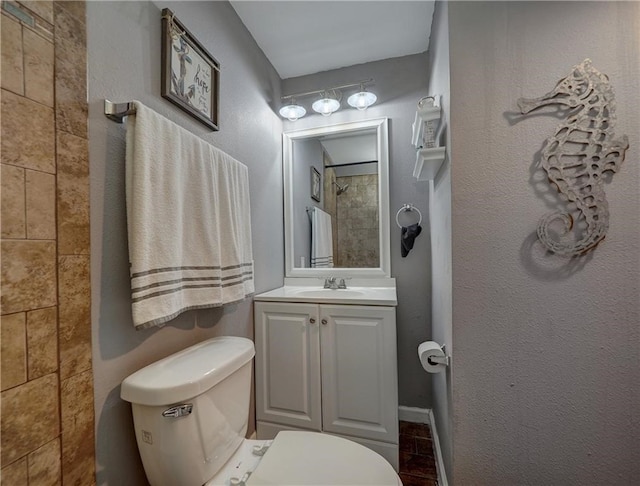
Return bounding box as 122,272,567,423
396,204,422,228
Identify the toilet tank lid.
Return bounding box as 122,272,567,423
120,336,255,406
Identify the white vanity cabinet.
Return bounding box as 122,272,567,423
254,300,399,469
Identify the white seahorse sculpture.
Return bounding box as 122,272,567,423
517,59,629,256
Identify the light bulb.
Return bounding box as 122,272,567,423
347,90,377,111
312,97,340,116
279,103,306,121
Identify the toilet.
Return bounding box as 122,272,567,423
121,336,402,486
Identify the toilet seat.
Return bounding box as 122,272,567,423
246,431,401,486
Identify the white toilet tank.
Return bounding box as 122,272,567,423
121,336,255,486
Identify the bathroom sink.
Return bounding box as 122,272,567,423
254,283,397,306
288,289,367,299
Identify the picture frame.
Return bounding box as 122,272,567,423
311,167,321,202
161,8,220,130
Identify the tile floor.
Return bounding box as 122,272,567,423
398,421,439,486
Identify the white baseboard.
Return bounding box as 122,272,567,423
398,406,449,486
398,405,430,423
427,409,449,486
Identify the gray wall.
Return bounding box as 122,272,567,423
449,2,640,484
283,52,433,408
87,2,283,484
426,1,452,480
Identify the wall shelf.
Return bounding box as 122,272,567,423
413,147,446,181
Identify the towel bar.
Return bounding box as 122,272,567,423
104,99,136,123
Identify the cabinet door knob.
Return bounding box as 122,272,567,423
309,318,316,324
321,319,328,325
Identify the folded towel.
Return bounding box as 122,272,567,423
401,223,422,257
126,101,254,329
311,207,334,268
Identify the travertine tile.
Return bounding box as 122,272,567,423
28,437,61,485
1,456,28,485
53,0,84,24
26,306,58,380
54,5,87,138
1,13,24,95
1,89,55,173
53,2,86,45
58,255,91,379
57,131,89,255
0,373,59,465
23,26,54,107
33,16,54,41
54,49,87,137
1,240,57,314
0,312,27,390
1,163,26,238
19,1,54,24
26,169,56,240
61,370,95,486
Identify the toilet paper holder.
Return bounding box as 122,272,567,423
428,354,449,366
428,344,450,367
418,341,450,374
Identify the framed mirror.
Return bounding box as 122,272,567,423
284,118,390,278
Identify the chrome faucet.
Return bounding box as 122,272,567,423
324,277,348,290
324,277,338,289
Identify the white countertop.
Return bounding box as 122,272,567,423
254,279,397,306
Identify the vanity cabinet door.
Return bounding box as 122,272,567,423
319,305,398,444
254,302,322,431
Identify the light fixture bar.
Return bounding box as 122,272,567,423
281,78,374,102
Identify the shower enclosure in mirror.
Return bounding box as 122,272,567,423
284,118,390,278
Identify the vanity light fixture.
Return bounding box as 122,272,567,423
279,99,306,121
347,84,377,111
312,91,341,117
279,78,375,120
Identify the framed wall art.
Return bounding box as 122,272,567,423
311,167,321,202
161,8,220,130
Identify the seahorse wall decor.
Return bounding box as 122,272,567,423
517,59,629,256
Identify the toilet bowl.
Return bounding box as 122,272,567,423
121,336,401,486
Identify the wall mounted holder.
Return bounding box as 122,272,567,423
412,96,446,181
517,59,629,256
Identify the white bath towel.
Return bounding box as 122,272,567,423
310,207,334,268
126,101,254,329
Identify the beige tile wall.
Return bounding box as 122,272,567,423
335,174,380,268
1,2,94,484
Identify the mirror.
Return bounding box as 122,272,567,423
284,118,390,278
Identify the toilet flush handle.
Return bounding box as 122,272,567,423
162,404,193,418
